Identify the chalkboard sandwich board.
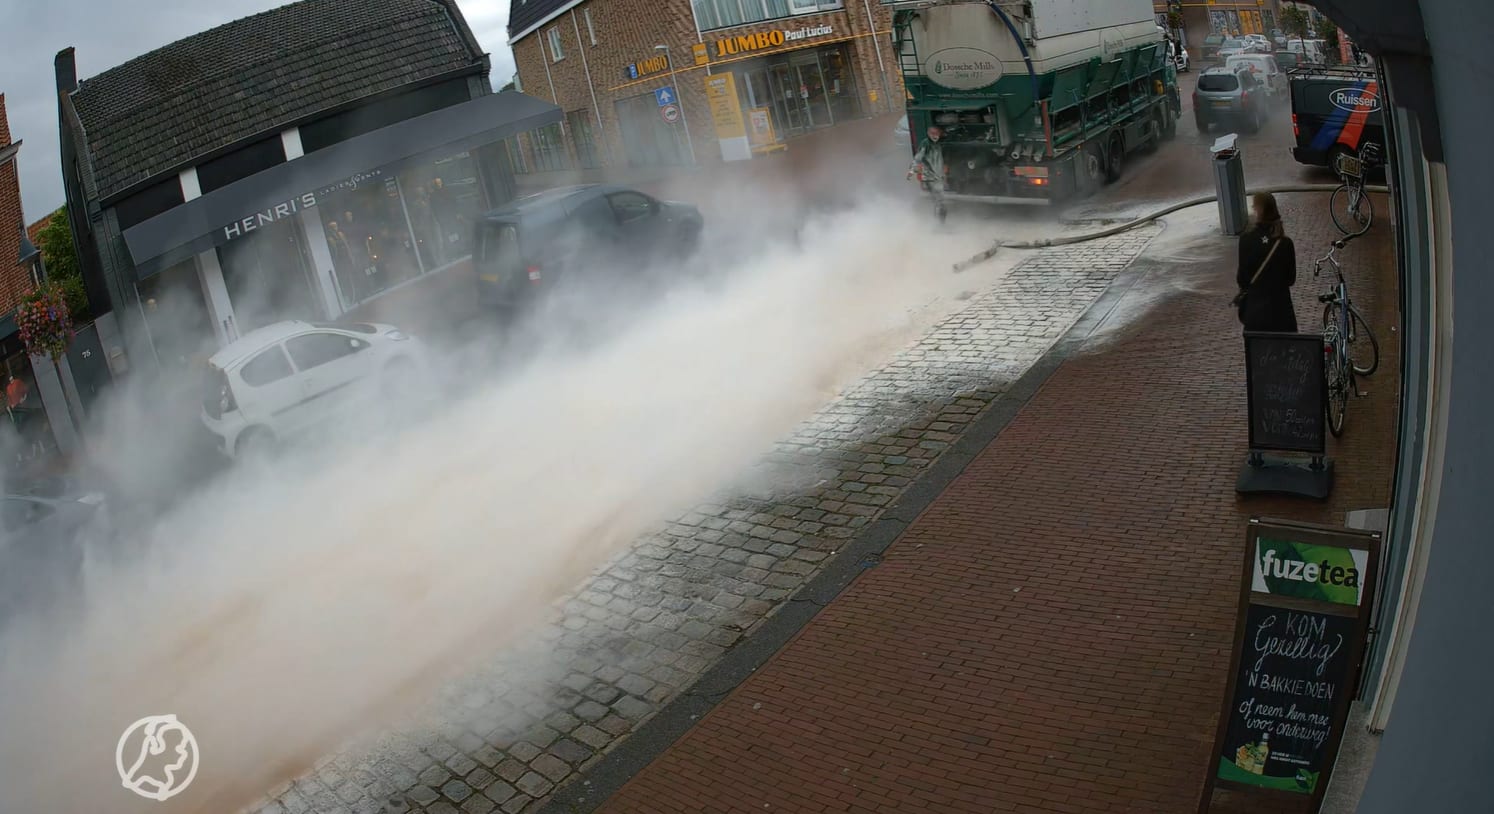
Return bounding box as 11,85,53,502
1200,518,1380,814
1239,333,1333,499
1244,332,1327,455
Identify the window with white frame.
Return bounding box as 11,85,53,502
691,0,838,31
547,26,564,61
584,7,597,45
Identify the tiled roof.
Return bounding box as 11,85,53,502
508,0,574,41
69,0,486,202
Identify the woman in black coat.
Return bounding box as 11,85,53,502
1236,192,1299,333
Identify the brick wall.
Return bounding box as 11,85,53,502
511,0,901,173
1,94,36,318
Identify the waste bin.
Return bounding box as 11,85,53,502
1212,133,1247,235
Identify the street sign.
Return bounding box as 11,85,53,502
660,104,680,124
654,86,677,107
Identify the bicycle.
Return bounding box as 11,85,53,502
1331,141,1381,237
1314,234,1381,437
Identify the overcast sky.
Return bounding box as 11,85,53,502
0,0,517,221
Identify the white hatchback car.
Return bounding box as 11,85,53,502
200,320,425,457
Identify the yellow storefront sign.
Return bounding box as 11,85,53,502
704,73,751,161
705,73,746,140
692,43,708,66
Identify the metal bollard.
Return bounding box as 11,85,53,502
1212,133,1248,235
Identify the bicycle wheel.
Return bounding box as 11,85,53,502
1348,305,1380,377
1325,350,1349,438
1330,185,1374,236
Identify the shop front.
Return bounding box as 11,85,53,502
709,26,866,141
732,41,863,138
2,333,58,465
119,93,560,372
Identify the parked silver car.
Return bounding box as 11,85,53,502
1193,66,1270,134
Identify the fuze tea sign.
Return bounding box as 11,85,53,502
1202,518,1380,814
1252,538,1368,606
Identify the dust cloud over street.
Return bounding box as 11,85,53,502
0,187,1044,812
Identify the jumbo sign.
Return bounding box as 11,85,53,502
627,54,671,80
712,24,833,57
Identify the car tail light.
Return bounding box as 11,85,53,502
1292,113,1299,138
527,265,542,283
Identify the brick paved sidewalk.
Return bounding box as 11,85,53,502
587,193,1400,813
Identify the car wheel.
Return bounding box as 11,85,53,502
235,427,277,463
678,222,702,259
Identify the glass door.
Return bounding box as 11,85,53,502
792,53,833,129
768,63,811,135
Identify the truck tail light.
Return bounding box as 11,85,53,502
1013,166,1049,178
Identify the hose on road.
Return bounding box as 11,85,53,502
952,183,1393,272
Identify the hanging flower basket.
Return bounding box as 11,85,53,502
15,282,75,364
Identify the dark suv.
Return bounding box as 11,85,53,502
1194,66,1269,134
474,184,704,314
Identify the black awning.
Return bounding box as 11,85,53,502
122,91,562,279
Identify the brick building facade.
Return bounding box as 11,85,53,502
1,95,33,322
508,0,903,173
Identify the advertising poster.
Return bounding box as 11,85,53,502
1215,604,1355,795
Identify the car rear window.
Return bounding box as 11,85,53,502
478,223,522,280
1198,74,1240,92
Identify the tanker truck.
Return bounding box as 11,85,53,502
889,0,1179,204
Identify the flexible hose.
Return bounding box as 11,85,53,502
986,2,1040,104
952,183,1392,271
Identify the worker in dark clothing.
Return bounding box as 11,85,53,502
1236,192,1299,333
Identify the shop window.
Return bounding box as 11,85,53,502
567,111,602,170
317,148,487,309
2,345,56,464
548,27,565,62
219,217,320,333
529,124,570,173
136,257,215,371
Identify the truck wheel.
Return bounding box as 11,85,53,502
1077,144,1104,194
1103,133,1125,184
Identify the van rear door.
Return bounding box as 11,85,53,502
1290,74,1384,166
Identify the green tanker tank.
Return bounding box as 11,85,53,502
888,0,1180,203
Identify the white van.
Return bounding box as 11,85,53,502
1286,39,1329,65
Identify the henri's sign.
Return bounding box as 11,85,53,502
223,193,317,241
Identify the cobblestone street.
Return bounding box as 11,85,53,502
255,228,1160,814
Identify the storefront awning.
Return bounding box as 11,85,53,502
122,91,562,280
